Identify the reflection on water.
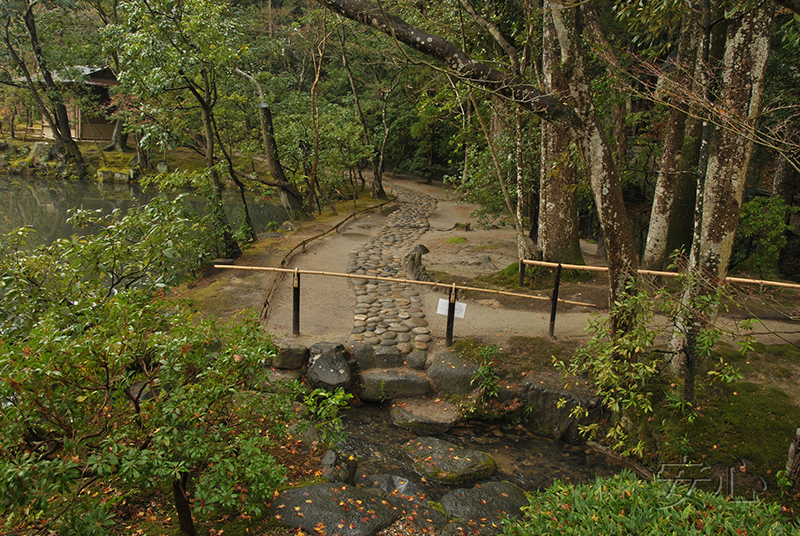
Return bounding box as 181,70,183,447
341,404,630,499
0,175,287,245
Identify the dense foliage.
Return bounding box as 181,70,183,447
503,470,798,535
0,202,342,535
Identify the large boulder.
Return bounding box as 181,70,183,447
348,342,375,371
360,369,431,402
271,483,399,536
426,350,478,395
320,450,358,485
521,379,603,443
439,481,528,536
307,343,353,391
402,437,496,484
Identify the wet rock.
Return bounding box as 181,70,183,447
439,481,528,536
308,344,352,391
390,398,460,434
320,450,358,485
426,351,478,395
402,437,496,484
360,369,432,402
274,344,309,370
359,474,449,532
271,483,398,536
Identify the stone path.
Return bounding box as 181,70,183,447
347,188,438,353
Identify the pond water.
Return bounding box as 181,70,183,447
341,404,631,498
0,175,288,245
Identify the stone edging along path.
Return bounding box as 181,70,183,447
347,187,438,353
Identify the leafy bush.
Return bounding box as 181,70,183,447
503,470,798,535
0,202,328,535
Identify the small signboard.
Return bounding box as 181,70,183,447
437,298,466,319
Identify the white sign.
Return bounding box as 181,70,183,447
437,298,466,319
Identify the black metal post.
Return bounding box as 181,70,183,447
292,269,300,336
518,260,525,287
549,263,562,338
445,284,457,347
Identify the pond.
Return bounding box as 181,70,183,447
0,175,288,245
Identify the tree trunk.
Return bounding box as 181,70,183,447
675,4,774,402
102,118,129,152
201,105,241,259
21,1,83,166
664,115,702,262
371,92,390,200
548,2,637,321
172,472,196,536
539,8,584,265
642,6,702,270
233,68,310,220
694,5,773,283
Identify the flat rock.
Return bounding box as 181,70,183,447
402,437,496,484
271,483,398,536
426,351,478,395
360,369,432,402
358,474,449,533
390,398,461,434
439,481,528,536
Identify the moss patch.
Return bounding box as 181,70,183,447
450,336,574,380
445,236,468,244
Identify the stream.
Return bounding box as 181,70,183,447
341,404,631,498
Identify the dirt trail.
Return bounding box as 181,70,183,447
186,176,800,354
259,178,598,351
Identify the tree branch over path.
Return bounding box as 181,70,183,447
315,0,575,125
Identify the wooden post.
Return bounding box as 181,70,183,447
549,264,562,338
445,284,457,347
292,268,300,336
518,260,525,287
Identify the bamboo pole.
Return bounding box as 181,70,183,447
213,264,597,307
521,259,800,290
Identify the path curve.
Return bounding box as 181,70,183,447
262,178,597,351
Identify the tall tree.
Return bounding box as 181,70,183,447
1,0,84,166
110,0,245,258
673,3,775,402
314,0,638,314
539,4,583,264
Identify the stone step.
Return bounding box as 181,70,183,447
389,396,461,434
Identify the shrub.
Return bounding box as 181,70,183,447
503,470,797,535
